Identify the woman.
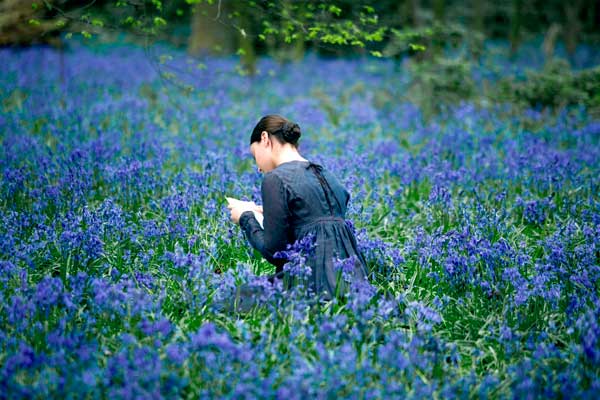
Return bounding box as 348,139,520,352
228,114,369,300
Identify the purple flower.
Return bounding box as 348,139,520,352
406,301,442,332
274,234,317,279
165,343,189,364
333,255,360,283
139,317,173,338
190,322,240,356
34,276,64,310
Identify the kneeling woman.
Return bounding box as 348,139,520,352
229,114,369,300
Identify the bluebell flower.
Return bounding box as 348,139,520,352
34,276,64,310
165,343,189,364
274,233,317,279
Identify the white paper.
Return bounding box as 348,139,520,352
226,197,264,229
253,211,264,229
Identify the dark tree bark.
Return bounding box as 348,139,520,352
472,0,485,33
509,0,523,58
0,0,63,46
406,0,419,27
236,7,256,76
433,0,445,23
564,0,583,57
188,1,235,57
542,23,562,62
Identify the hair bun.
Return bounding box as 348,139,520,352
282,122,301,143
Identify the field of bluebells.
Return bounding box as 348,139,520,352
1,39,599,398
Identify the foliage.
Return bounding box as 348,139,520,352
25,1,423,55
496,58,600,109
406,56,477,118
572,65,600,108
383,21,485,61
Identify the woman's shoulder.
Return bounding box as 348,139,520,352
263,160,311,193
262,166,294,189
270,160,310,178
274,159,341,180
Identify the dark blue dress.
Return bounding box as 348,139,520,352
239,160,369,300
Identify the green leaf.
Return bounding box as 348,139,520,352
328,5,342,16
321,33,347,45
409,43,427,51
176,9,184,17
31,2,39,10
28,19,41,26
81,30,92,39
370,50,383,57
154,17,167,27
92,19,104,27
307,26,321,40
65,32,73,39
365,28,386,42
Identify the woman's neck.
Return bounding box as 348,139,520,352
274,146,308,167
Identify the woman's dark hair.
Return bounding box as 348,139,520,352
250,115,301,146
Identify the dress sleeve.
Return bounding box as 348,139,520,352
239,173,291,271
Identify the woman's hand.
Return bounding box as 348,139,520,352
227,202,262,224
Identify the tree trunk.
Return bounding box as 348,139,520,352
237,9,256,76
406,0,419,27
405,0,427,63
542,23,562,62
0,0,63,46
472,0,484,33
289,31,305,63
433,0,444,23
266,1,305,64
564,0,582,58
509,0,523,58
592,0,600,32
188,1,234,57
432,0,444,57
290,2,305,62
